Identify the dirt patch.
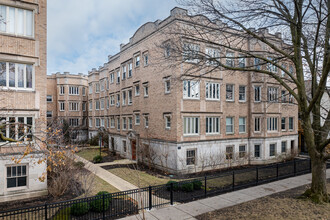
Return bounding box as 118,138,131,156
196,180,330,220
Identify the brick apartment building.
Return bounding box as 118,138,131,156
0,0,47,202
88,7,298,174
47,72,89,142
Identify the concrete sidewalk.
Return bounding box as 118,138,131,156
121,169,330,220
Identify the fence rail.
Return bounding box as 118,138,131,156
1,158,329,220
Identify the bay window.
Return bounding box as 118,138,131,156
0,62,33,89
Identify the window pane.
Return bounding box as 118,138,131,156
26,10,33,36
7,178,16,188
8,7,15,33
17,64,24,88
17,9,24,35
12,166,17,177
7,167,11,177
18,177,27,187
22,165,26,175
9,63,15,87
0,62,6,86
0,6,6,32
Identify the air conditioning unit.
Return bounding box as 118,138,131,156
116,102,120,107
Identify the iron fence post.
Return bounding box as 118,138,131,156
204,176,207,197
149,185,152,210
232,171,235,190
44,203,47,220
170,183,174,205
102,193,105,220
256,167,259,185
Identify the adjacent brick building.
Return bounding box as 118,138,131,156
0,0,47,202
47,72,89,142
88,7,298,174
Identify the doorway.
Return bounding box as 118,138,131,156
131,140,136,160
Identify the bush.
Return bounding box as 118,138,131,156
192,180,202,190
71,202,90,216
166,181,180,191
93,155,103,163
90,191,111,212
181,183,194,192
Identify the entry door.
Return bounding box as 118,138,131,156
131,140,136,160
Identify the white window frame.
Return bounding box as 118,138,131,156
143,84,149,97
60,86,65,95
144,115,149,128
69,102,79,111
289,117,294,130
69,86,79,95
183,80,200,99
267,87,278,102
186,149,196,165
226,117,234,134
0,62,34,90
254,117,261,132
281,117,286,131
226,84,234,101
165,115,171,129
143,53,149,66
183,117,199,136
205,82,220,100
206,117,220,134
135,55,140,67
128,89,133,105
6,164,28,189
47,95,52,102
59,101,65,111
239,86,246,102
269,143,276,157
205,47,220,65
183,43,200,63
239,117,246,133
135,114,140,125
165,79,171,94
135,84,140,96
267,117,278,131
254,86,261,102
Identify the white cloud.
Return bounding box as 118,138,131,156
47,0,178,74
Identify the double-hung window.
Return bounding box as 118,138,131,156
60,102,65,111
128,63,132,78
69,86,79,95
47,111,52,118
183,117,199,135
281,117,286,130
254,58,260,70
239,86,246,102
267,117,278,131
206,117,220,134
238,55,245,68
183,43,200,63
110,117,115,128
69,118,79,127
226,52,234,67
144,115,149,128
6,165,27,188
226,84,234,101
144,53,149,66
205,82,220,100
254,86,261,102
269,144,276,156
0,62,33,89
122,91,126,105
281,141,287,153
226,146,233,160
100,98,104,110
183,80,200,99
110,95,115,106
122,65,126,80
128,90,132,105
239,117,246,133
128,117,133,130
281,90,287,103
95,100,100,110
47,95,52,102
110,73,114,83
144,84,149,97
95,118,100,128
239,145,246,158
165,115,171,129
135,114,140,125
0,5,34,37
267,87,278,102
69,102,79,111
135,84,140,96
226,117,234,134
60,86,65,95
82,102,86,111
117,118,120,130
289,117,294,130
165,80,171,93
255,117,261,132
89,101,92,111
89,83,92,94
186,149,196,165
205,47,220,65
135,55,140,67
100,80,104,91
0,116,33,141
267,57,277,73
254,145,261,158
117,70,120,83
122,117,127,130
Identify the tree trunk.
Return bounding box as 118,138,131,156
310,155,328,202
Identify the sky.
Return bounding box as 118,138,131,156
47,0,178,75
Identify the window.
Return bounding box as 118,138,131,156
239,86,246,101
144,53,149,66
254,86,261,102
226,84,234,101
122,91,126,105
128,63,132,78
164,43,171,58
47,111,52,118
89,118,93,128
109,95,115,106
128,90,132,105
123,140,127,152
289,65,294,74
60,86,65,95
206,117,220,134
226,146,233,160
106,118,109,128
289,117,294,130
281,117,286,130
226,117,234,134
89,83,92,94
0,5,34,37
165,80,171,93
254,145,261,158
135,84,140,96
106,78,109,90
165,116,171,129
239,145,246,158
281,90,287,103
122,117,127,130
110,73,114,83
266,57,277,73
82,87,86,96
6,165,27,188
100,98,104,110
144,115,149,128
183,80,200,99
281,141,287,153
135,114,140,125
69,102,79,111
96,83,100,93
117,70,120,83
95,100,100,110
100,80,104,91
0,116,33,142
122,65,127,80
267,87,278,102
239,117,246,133
69,118,79,127
106,97,109,109
254,58,260,70
183,117,199,135
255,117,261,132
0,62,33,89
116,94,120,107
128,117,133,130
238,55,245,68
281,64,287,77
288,94,294,103
226,52,234,67
269,144,276,156
186,149,196,165
69,86,79,95
89,101,92,111
135,55,140,67
47,95,52,102
267,117,278,131
206,82,220,100
60,102,65,111
205,47,220,65
117,117,120,130
183,43,200,63
110,118,115,128
95,118,100,128
144,84,149,97
82,102,86,111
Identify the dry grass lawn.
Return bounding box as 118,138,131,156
76,148,108,161
197,181,330,220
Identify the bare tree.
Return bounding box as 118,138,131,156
160,0,329,202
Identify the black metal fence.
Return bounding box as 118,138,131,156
1,158,328,220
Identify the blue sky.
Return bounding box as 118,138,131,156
47,0,178,75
